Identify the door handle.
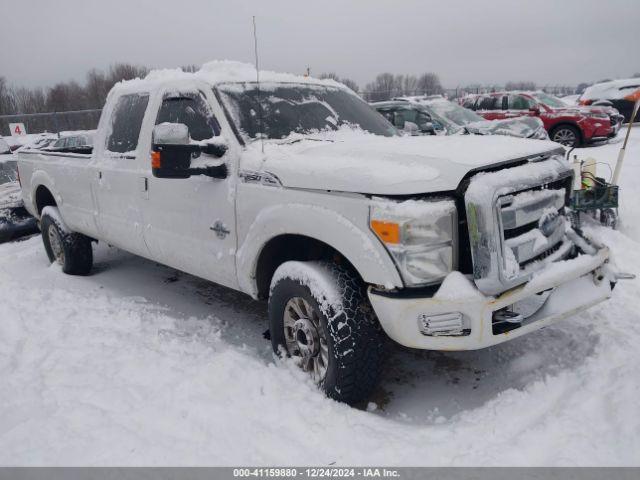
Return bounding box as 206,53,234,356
139,177,149,199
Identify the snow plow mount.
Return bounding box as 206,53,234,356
368,244,613,351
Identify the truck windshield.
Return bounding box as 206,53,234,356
217,82,398,141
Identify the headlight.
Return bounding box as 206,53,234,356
584,112,609,120
370,199,457,287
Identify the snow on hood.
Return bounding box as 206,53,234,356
241,129,562,195
581,78,640,101
465,116,544,138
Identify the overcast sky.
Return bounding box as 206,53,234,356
2,0,638,90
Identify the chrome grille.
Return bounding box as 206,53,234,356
465,155,574,296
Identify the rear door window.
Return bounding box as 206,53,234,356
155,93,220,141
508,95,535,110
106,93,150,154
478,96,500,110
462,98,477,109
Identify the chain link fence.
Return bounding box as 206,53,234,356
0,109,102,137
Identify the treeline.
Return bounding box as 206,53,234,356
0,63,149,135
2,62,598,136
361,72,443,102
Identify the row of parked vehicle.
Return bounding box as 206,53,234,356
11,60,622,404
0,132,94,242
371,90,625,148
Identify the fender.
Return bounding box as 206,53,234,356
28,169,60,217
236,203,403,298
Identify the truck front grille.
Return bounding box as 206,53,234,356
465,155,574,296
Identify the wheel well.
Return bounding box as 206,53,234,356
34,185,57,215
255,234,360,300
549,122,582,143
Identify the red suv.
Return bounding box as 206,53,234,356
461,91,623,147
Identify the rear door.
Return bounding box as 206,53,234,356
476,95,505,120
92,92,151,257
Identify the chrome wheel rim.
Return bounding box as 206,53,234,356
283,296,329,382
47,225,64,265
553,128,577,146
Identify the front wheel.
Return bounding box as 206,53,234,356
551,125,580,147
41,206,93,275
268,261,385,404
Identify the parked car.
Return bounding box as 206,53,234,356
561,94,580,106
579,78,640,123
0,158,38,242
44,132,94,154
372,97,548,139
17,61,617,404
0,138,11,155
461,91,624,147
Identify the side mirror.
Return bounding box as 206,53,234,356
151,123,228,179
529,105,541,115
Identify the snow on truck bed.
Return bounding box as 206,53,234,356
1,128,640,466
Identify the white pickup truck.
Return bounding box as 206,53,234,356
17,61,617,404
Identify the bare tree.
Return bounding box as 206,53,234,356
364,73,398,102
416,73,443,95
340,78,359,93
0,77,16,115
85,69,111,109
108,63,149,84
505,80,536,91
318,72,360,93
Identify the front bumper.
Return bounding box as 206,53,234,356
369,247,612,351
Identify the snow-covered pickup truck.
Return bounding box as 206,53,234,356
17,61,617,404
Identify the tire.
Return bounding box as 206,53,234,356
550,125,581,147
41,206,93,275
600,208,618,229
268,261,385,405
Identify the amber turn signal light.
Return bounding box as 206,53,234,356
371,220,400,244
151,151,161,169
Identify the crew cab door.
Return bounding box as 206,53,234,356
92,92,151,257
138,87,239,289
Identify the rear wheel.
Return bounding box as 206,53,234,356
551,125,580,147
268,261,385,404
41,207,93,275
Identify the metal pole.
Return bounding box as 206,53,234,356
612,99,640,185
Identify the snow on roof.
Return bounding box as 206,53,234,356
113,60,343,93
581,78,640,101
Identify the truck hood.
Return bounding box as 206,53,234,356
464,116,546,139
242,132,563,195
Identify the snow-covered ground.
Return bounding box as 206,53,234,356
1,129,639,466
